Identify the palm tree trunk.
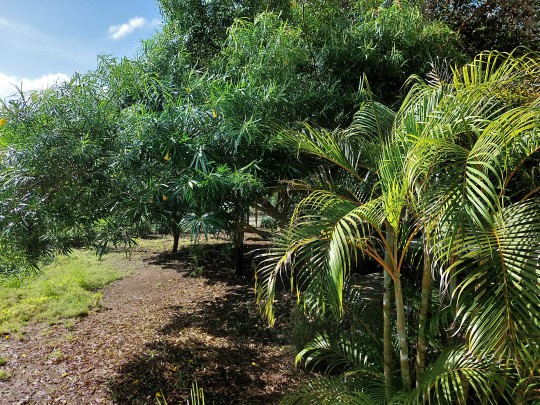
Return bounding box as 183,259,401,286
394,274,412,391
383,266,393,398
415,238,432,385
387,225,412,391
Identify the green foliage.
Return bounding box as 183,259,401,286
0,74,120,265
0,0,464,270
410,346,504,404
421,0,540,55
190,381,206,405
258,50,540,403
158,0,292,64
281,375,389,405
0,250,128,334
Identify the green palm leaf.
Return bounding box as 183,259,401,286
409,345,504,405
280,376,382,405
296,332,382,377
445,200,540,364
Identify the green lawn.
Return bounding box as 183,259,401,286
0,249,130,335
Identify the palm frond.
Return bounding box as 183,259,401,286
296,332,382,377
409,345,504,405
445,200,540,365
280,376,381,405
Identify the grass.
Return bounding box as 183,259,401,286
0,249,130,335
48,349,64,362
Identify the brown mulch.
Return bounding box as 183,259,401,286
0,237,302,404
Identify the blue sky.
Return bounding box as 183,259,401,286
0,0,162,100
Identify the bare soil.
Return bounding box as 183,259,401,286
0,236,302,404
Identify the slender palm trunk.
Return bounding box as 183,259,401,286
415,238,432,385
383,266,393,398
387,225,412,391
394,275,412,391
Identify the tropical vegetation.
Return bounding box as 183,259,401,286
0,0,539,403
257,50,540,403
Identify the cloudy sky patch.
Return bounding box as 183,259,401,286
0,1,161,98
0,72,71,101
108,17,157,40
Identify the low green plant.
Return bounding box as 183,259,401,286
259,215,277,230
0,370,10,380
0,357,7,366
190,381,206,405
188,244,206,277
0,250,129,334
48,349,64,362
154,382,206,405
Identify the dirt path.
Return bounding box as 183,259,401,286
0,239,301,404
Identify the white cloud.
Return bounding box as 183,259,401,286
108,17,147,40
0,72,70,101
149,18,162,28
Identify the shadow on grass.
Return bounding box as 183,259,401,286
107,242,298,404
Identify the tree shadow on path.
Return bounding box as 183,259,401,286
107,242,300,404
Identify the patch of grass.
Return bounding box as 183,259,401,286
49,349,64,362
0,250,130,335
0,357,7,366
135,236,177,253
0,370,10,380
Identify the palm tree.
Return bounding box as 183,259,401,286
257,50,540,403
404,50,540,403
256,90,419,395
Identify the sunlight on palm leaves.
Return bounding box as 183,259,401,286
256,50,540,404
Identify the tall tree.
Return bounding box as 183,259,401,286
0,74,120,268
157,0,292,64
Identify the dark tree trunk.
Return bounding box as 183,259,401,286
234,226,244,276
172,226,180,253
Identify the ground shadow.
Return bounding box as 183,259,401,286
146,239,271,283
107,241,299,404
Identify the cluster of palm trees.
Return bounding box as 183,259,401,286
257,51,540,403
